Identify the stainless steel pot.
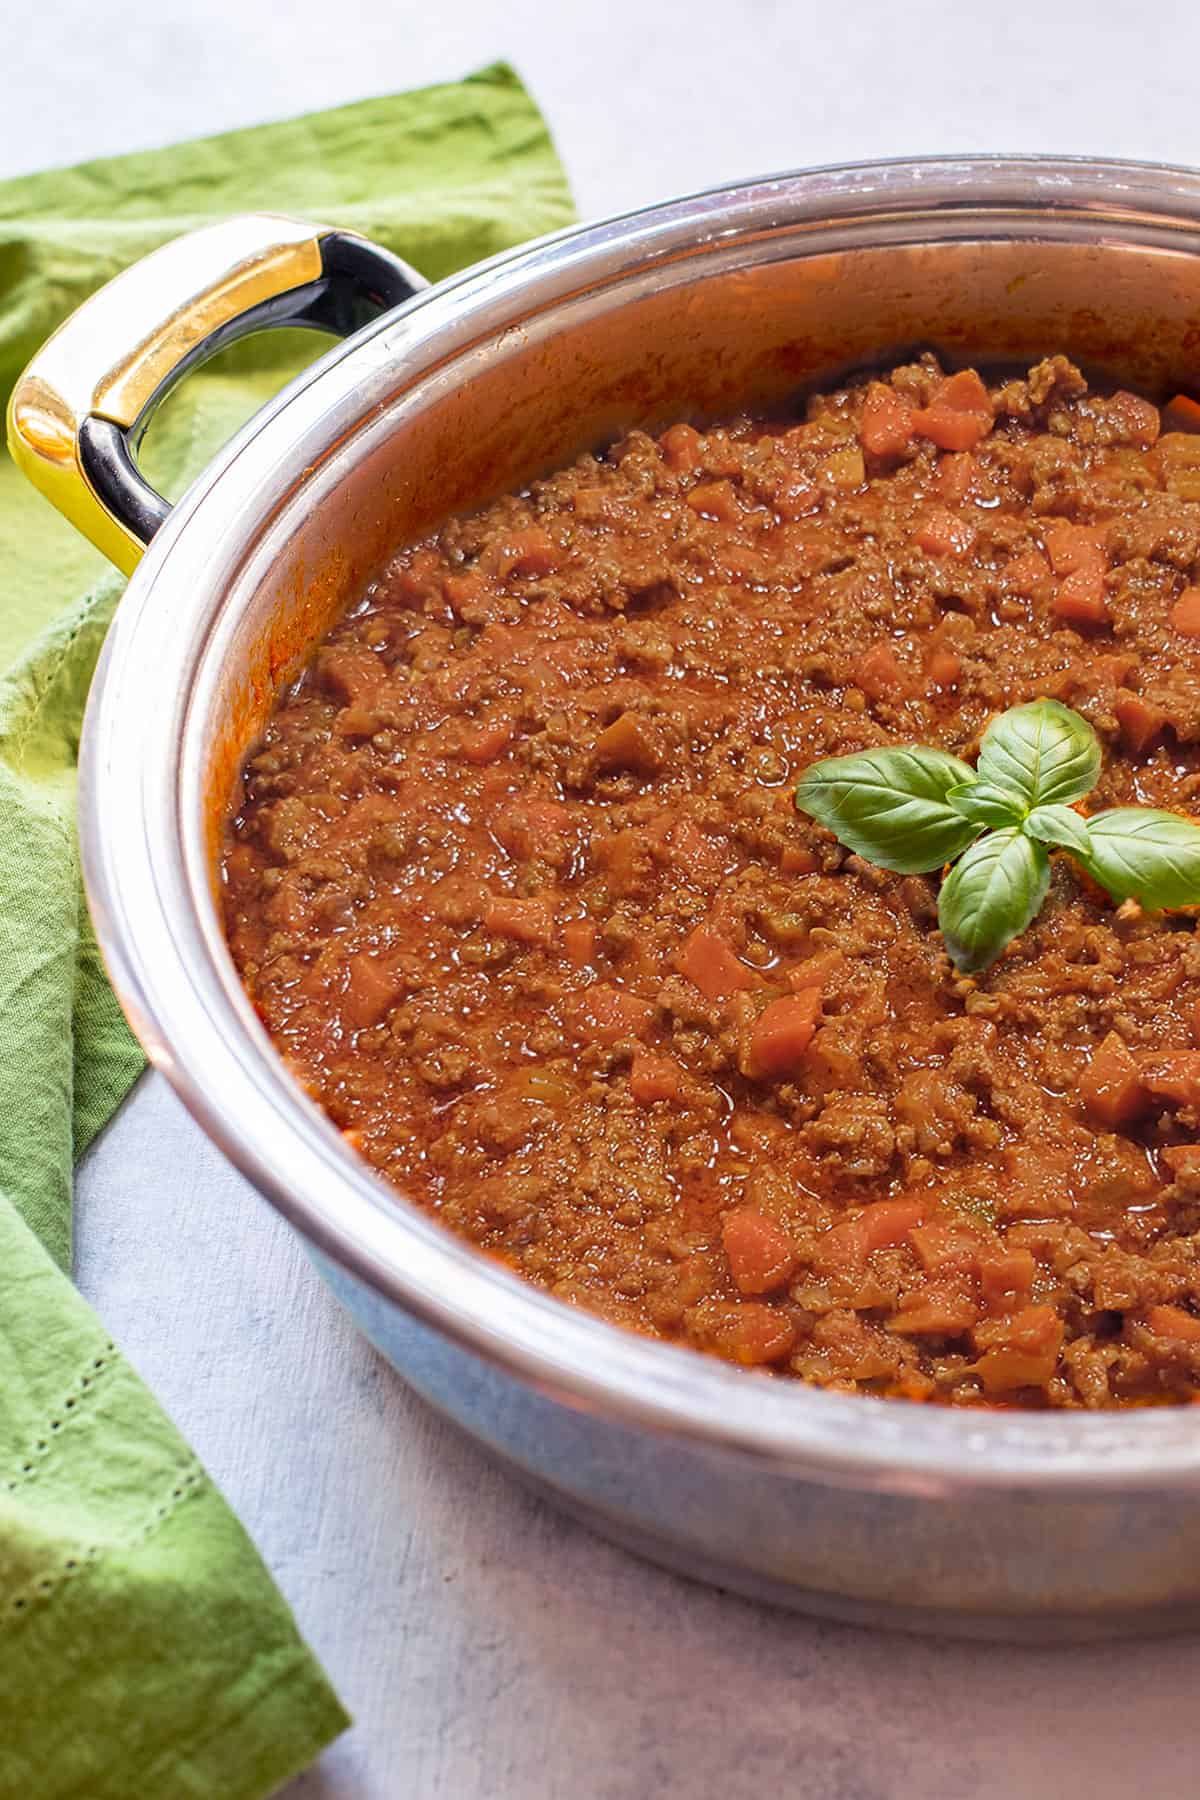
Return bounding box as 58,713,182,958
13,158,1200,1640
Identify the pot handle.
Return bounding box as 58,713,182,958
6,214,425,574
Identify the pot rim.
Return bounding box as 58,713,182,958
81,154,1200,1494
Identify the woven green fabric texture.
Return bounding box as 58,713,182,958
0,67,573,1799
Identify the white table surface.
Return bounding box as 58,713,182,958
8,3,1200,1794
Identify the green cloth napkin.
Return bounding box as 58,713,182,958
0,67,573,1799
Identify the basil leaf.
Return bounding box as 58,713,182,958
947,782,1027,828
1025,803,1092,857
794,746,980,873
938,827,1050,974
1080,808,1200,910
976,699,1101,808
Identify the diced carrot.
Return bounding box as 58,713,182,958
562,919,597,967
673,925,757,1002
1138,1052,1200,1109
1081,1031,1149,1129
342,954,406,1030
661,422,704,473
702,1302,797,1367
593,711,660,773
978,1246,1037,1315
1044,522,1108,576
815,1197,926,1273
915,506,977,558
686,479,741,522
565,982,654,1045
769,522,827,578
890,1288,979,1335
629,1050,684,1105
441,569,487,613
852,640,914,701
721,1207,798,1295
972,1305,1063,1393
1170,586,1200,637
495,526,562,578
780,842,818,874
484,896,555,945
787,949,843,992
859,383,916,457
912,370,994,451
493,796,572,863
745,990,822,1079
1145,1304,1200,1342
934,453,978,504
926,647,962,690
1163,393,1200,433
460,715,514,765
1052,568,1110,626
1114,691,1168,754
909,1221,981,1277
1002,548,1052,596
669,818,728,883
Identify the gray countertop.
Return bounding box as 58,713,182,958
8,2,1200,1793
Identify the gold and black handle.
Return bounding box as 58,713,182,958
7,214,424,573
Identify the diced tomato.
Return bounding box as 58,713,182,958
852,640,914,701
1003,548,1052,596
661,422,704,473
915,506,977,558
460,715,514,765
972,1304,1063,1393
925,647,962,690
745,991,822,1079
859,383,916,457
721,1207,798,1295
629,1050,684,1105
934,453,978,504
484,896,555,945
911,370,994,451
673,925,757,1002
1170,586,1200,637
565,982,654,1045
1145,1304,1200,1343
1114,691,1167,754
1163,393,1200,433
686,479,741,522
1081,1032,1149,1129
562,919,597,967
815,1197,926,1273
978,1246,1036,1315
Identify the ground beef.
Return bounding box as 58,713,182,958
223,356,1200,1409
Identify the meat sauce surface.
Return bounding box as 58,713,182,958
223,356,1200,1408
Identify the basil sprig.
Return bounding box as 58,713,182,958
794,698,1200,973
